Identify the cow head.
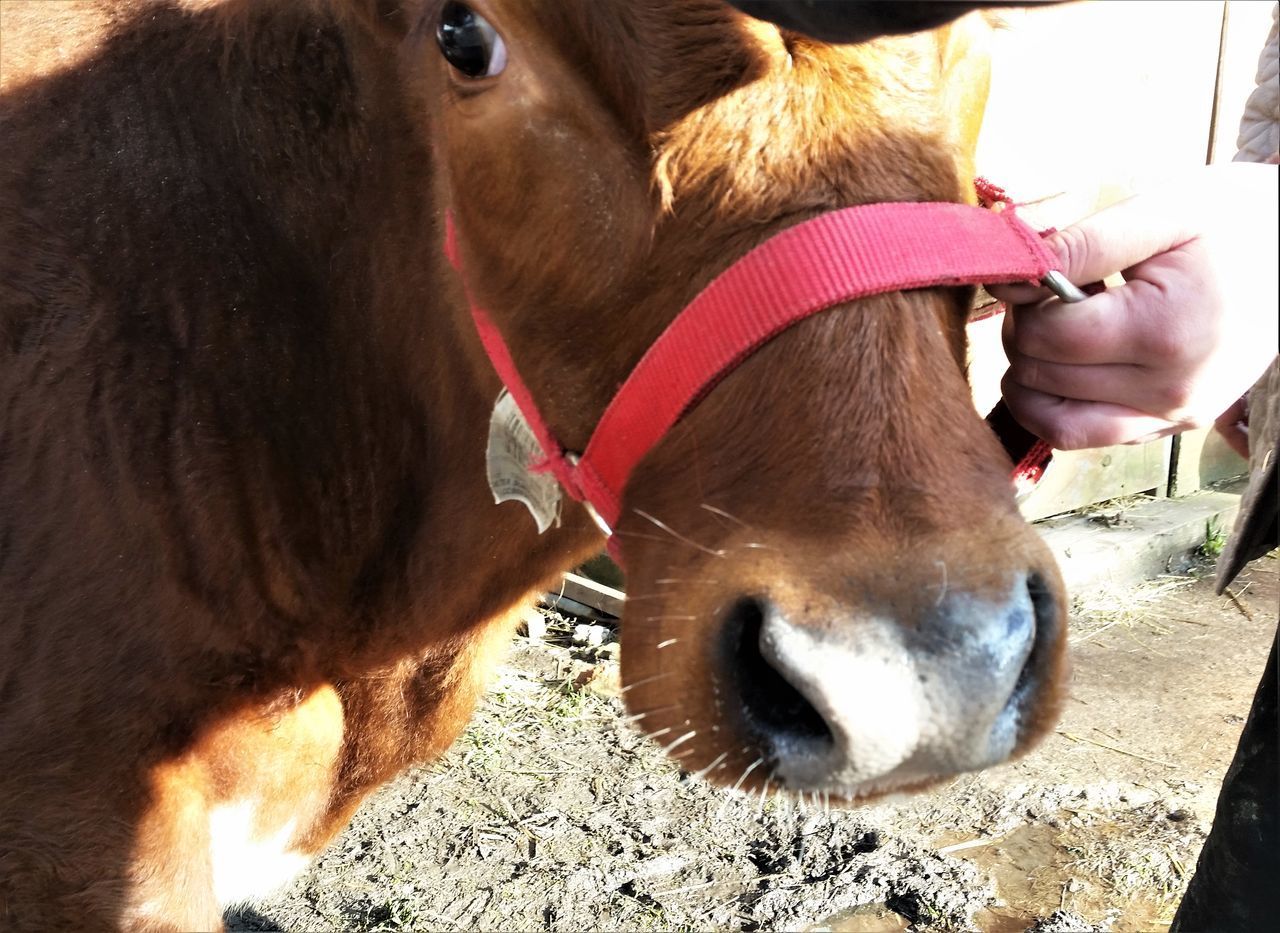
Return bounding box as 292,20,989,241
406,0,1067,802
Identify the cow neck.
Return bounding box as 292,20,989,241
444,186,1061,546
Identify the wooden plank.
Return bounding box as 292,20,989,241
551,572,626,618
1209,0,1278,164
1019,440,1172,522
577,552,625,590
1170,426,1248,496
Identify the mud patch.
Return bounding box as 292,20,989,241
229,557,1276,931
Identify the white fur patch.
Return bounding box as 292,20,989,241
761,617,925,785
758,585,1034,795
209,801,309,907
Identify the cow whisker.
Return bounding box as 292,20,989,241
618,671,673,694
716,755,764,820
729,757,763,795
661,730,697,755
655,638,679,649
690,751,729,781
699,503,750,529
633,509,725,559
641,615,696,623
621,702,680,725
625,578,722,604
613,530,674,546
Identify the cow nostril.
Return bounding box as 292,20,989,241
723,597,833,745
1027,572,1056,633
1013,571,1058,696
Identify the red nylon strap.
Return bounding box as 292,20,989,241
447,200,1060,533
577,202,1057,527
445,217,583,498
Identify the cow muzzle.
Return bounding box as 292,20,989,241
720,570,1060,797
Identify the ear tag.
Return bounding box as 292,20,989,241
486,390,562,533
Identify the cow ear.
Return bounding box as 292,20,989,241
725,1,1060,44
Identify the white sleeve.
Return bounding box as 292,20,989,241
1233,2,1279,163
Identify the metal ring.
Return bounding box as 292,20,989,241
565,453,614,537
582,501,613,538
1040,270,1089,304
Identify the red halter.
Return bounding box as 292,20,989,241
446,185,1061,539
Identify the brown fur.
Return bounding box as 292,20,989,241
0,1,1065,928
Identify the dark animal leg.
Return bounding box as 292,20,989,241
1171,630,1278,932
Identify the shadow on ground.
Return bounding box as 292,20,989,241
236,556,1277,932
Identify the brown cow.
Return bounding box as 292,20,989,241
0,1,1066,928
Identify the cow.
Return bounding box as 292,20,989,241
0,1,1067,928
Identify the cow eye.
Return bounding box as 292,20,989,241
436,2,507,79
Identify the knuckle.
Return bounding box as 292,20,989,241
1002,379,1040,419
1051,225,1091,279
1008,355,1041,389
1162,381,1187,409
1002,375,1092,450
1142,326,1192,365
1043,325,1101,365
1155,379,1195,413
1044,421,1089,451
1028,301,1115,364
1010,316,1059,362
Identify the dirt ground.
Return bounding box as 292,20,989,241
228,553,1277,933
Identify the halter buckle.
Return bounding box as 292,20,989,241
1040,270,1088,304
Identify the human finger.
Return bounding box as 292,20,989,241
1001,284,1161,367
1000,371,1180,450
1037,194,1195,289
1213,397,1251,459
1003,352,1181,417
987,279,1054,306
988,184,1198,304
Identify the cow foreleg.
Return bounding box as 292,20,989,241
309,602,530,846
125,685,346,930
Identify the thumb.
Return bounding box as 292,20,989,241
1042,188,1198,286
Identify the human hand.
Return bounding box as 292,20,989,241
988,162,1279,452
